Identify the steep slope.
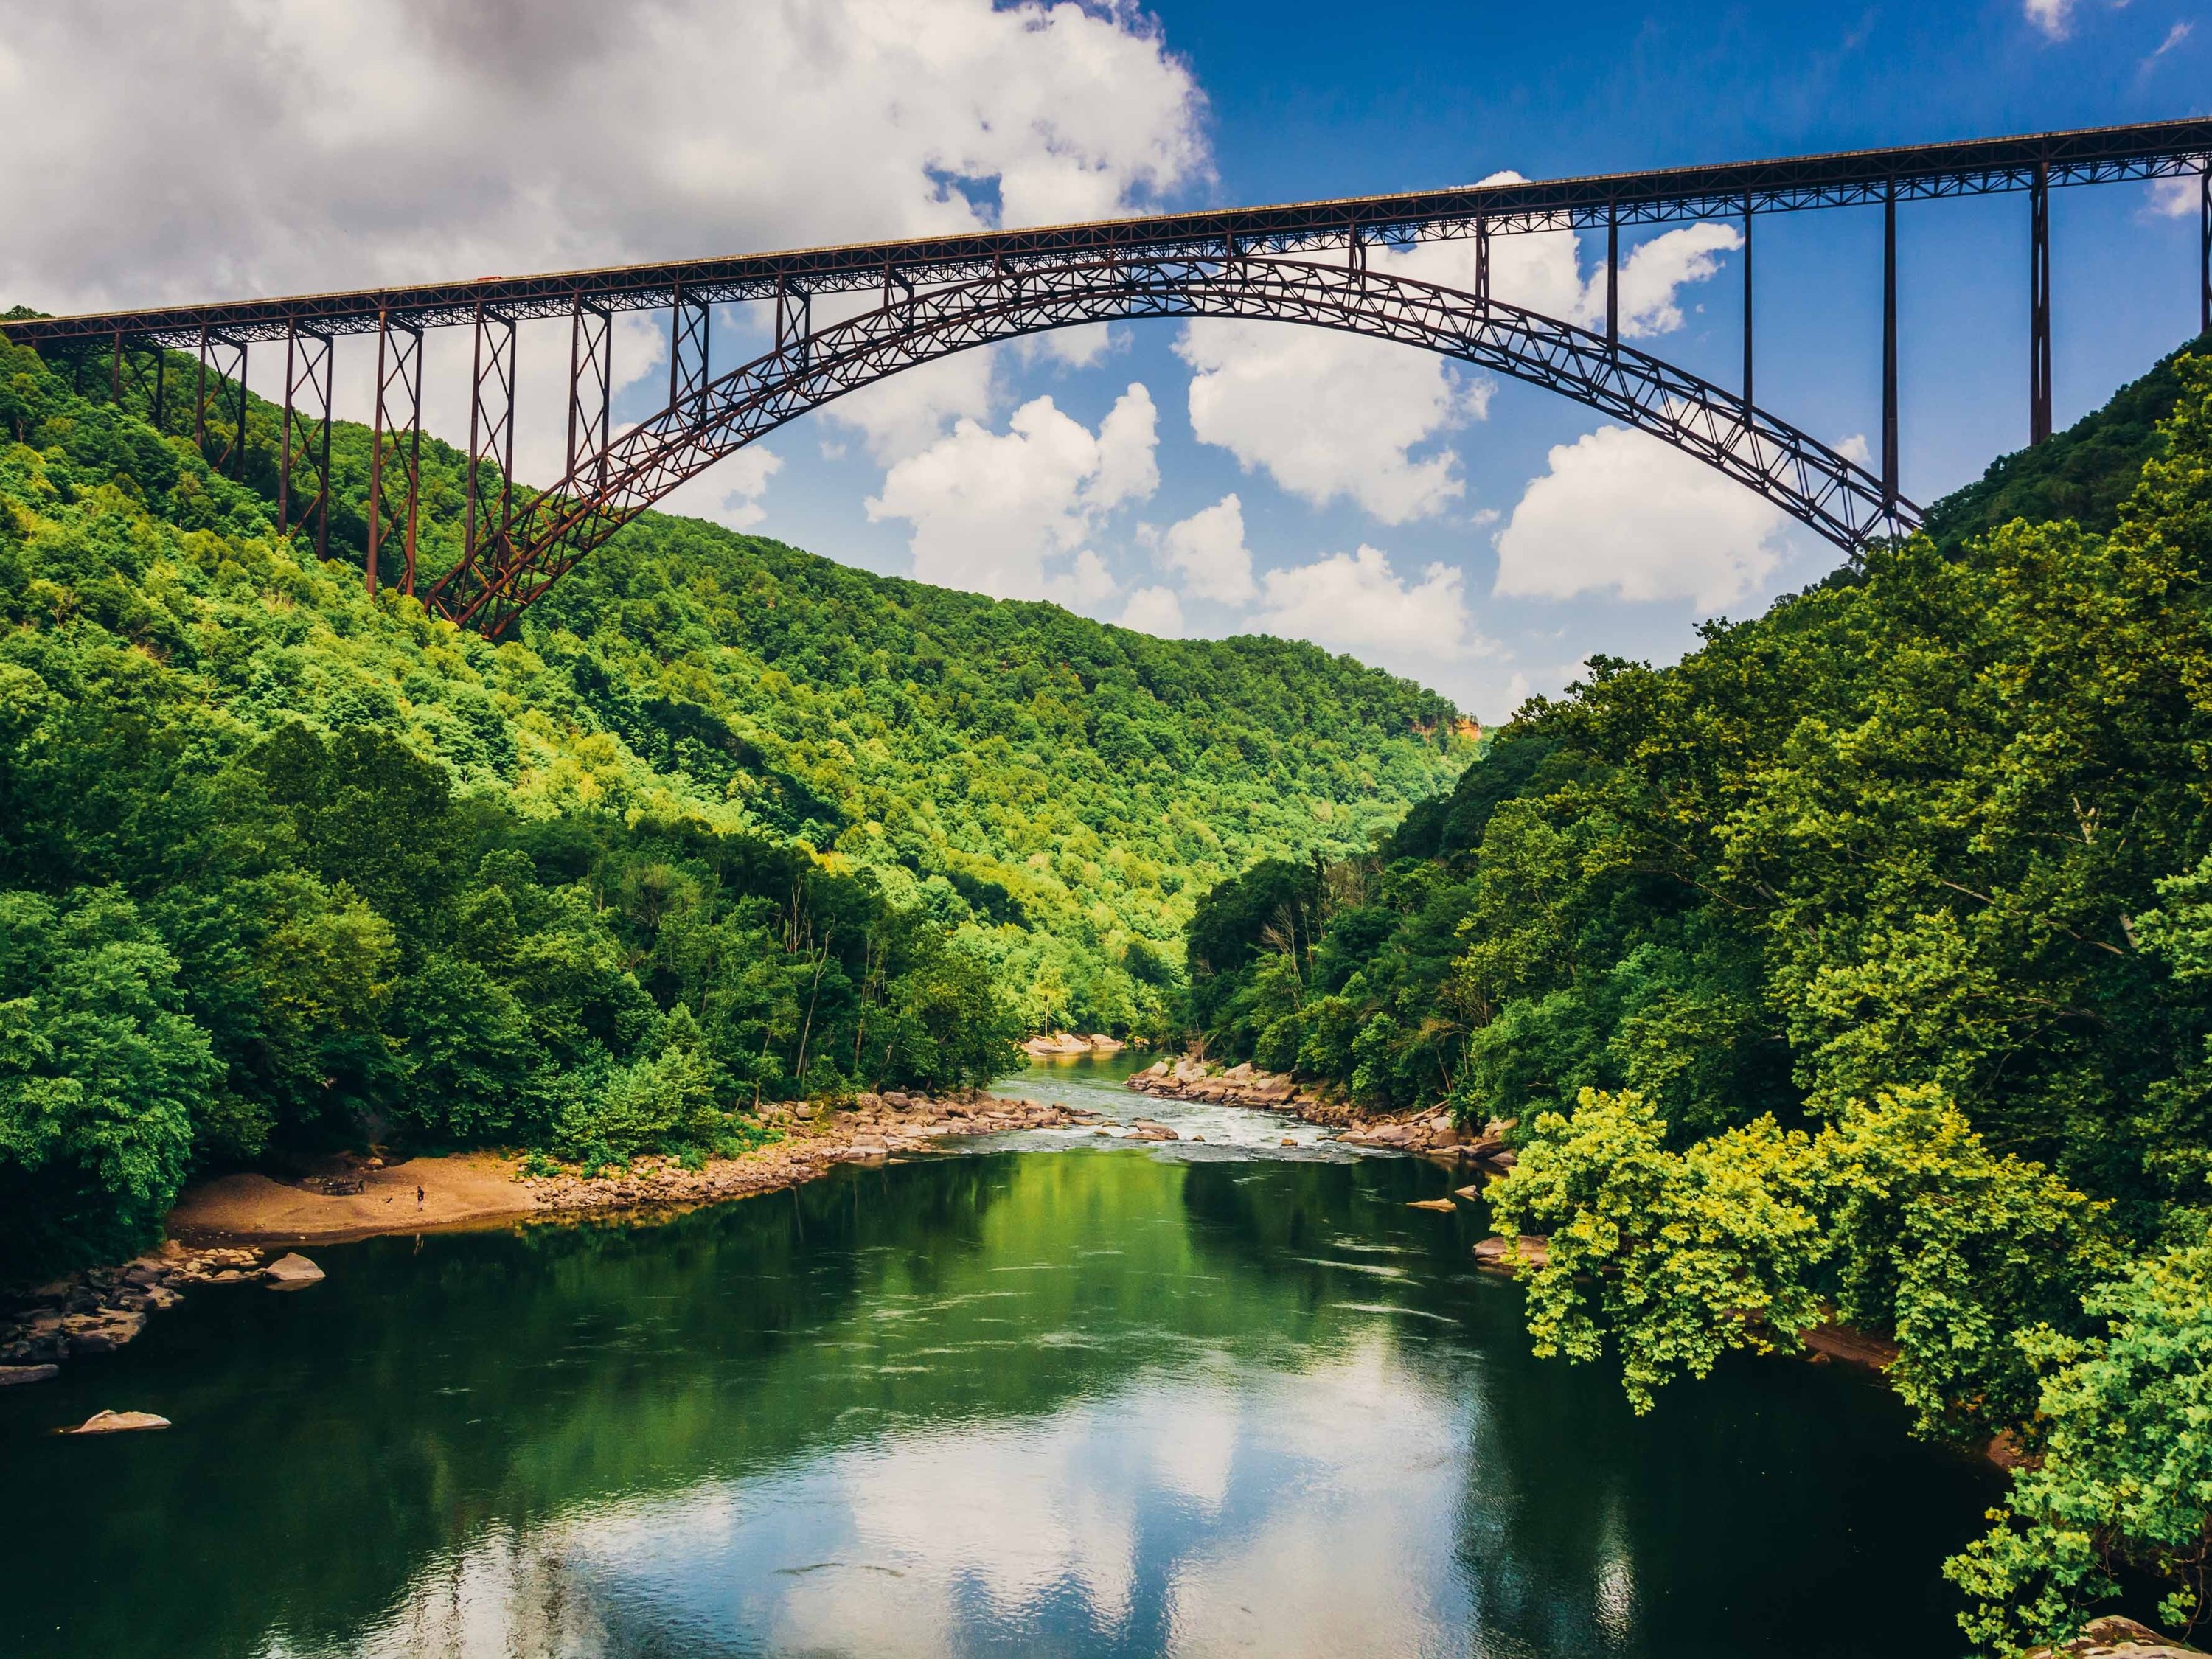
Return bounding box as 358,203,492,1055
0,326,1463,1274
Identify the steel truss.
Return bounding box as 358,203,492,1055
435,302,518,609
366,311,423,596
431,257,1909,637
194,330,250,480
278,322,334,555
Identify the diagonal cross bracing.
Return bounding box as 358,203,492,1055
437,257,1907,638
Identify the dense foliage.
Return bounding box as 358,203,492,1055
0,330,1464,1279
1183,337,2212,1650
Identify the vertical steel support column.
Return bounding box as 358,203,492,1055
1475,220,1490,304
229,341,249,480
669,283,709,407
1741,196,1754,411
366,311,424,597
277,321,333,556
462,301,518,584
1882,182,1899,504
2198,166,2208,338
2185,166,2203,341
566,295,612,485
152,348,166,432
2030,160,2053,446
1605,209,1619,348
194,327,209,454
110,330,123,404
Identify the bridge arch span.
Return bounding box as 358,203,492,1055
436,256,1916,636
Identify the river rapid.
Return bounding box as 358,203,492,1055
0,1054,1997,1658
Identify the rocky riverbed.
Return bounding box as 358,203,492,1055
1128,1057,1517,1166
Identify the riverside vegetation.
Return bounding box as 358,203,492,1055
14,292,2212,1656
1179,336,2212,1654
0,322,1465,1280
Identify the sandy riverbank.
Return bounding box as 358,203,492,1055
167,1091,1098,1248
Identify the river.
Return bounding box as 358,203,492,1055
0,1055,1997,1658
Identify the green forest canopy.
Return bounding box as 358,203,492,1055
1180,333,2212,1653
0,324,1466,1276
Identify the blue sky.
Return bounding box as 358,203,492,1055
3,0,2204,716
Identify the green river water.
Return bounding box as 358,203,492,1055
0,1056,1997,1657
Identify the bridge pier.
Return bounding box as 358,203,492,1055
1883,183,1899,503
1741,198,1753,411
366,310,423,597
277,321,333,557
2030,161,2053,447
567,296,613,487
670,281,709,406
194,327,249,481
2199,167,2209,338
1605,209,1619,348
461,301,518,591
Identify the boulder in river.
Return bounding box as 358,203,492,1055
1472,1235,1551,1273
67,1409,170,1434
0,1364,58,1386
262,1253,325,1289
1406,1197,1457,1213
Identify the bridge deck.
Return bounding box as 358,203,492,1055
7,118,2209,349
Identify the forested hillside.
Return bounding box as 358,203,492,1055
0,327,1464,1277
1181,335,2212,1652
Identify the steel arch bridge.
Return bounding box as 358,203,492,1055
9,117,2212,637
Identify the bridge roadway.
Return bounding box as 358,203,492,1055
7,118,2209,348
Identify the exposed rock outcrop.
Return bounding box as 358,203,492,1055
67,1409,170,1434
1472,1234,1551,1273
1,1242,274,1379
262,1253,326,1288
1022,1032,1128,1057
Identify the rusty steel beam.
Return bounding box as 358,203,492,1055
566,296,612,486
11,118,2211,350
669,282,709,408
277,322,334,556
2031,161,2053,445
1882,183,1899,503
428,301,518,616
195,328,250,480
366,311,424,597
442,255,1910,639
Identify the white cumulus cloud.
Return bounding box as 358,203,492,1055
1494,424,1795,611
1176,327,1486,523
1170,179,1741,531
0,0,1207,495
2024,0,2076,38
1255,545,1484,663
1158,494,1259,605
866,384,1158,606
1119,585,1187,636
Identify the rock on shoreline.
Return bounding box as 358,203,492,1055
1022,1032,1127,1057
0,1242,285,1377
